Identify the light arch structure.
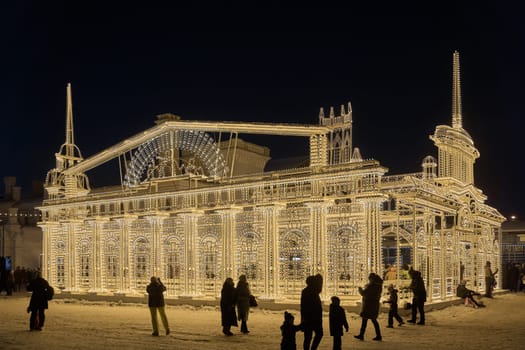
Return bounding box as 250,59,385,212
60,119,332,183
124,129,227,186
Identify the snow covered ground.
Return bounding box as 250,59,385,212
1,292,524,350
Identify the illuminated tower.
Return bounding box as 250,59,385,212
430,51,479,184
319,102,353,164
44,83,90,199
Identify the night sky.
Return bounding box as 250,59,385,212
2,3,524,219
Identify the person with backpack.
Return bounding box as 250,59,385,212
26,272,53,331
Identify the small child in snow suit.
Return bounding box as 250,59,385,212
329,296,349,350
280,311,302,350
382,284,405,328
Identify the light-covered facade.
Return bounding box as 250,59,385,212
38,52,505,302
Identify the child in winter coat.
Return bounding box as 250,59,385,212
329,296,349,350
280,311,302,350
382,284,405,328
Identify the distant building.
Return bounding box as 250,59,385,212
0,176,43,270
37,52,505,302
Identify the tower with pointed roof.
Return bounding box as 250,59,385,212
430,51,479,184
44,83,90,199
318,102,353,164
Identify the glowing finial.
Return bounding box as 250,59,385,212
452,51,462,129
329,106,335,118
319,107,325,123
340,104,346,116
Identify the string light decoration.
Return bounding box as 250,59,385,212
38,52,505,303
124,129,228,186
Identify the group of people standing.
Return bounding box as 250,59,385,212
280,273,342,350
28,265,469,348
0,266,41,296
504,261,524,292
220,274,253,336
280,269,426,350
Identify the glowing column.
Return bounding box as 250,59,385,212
305,201,331,299
217,209,241,281
180,212,201,297
359,196,386,275
64,222,74,291
310,134,328,167
259,204,284,300
114,217,134,294
86,220,101,292
40,224,52,281
145,216,167,278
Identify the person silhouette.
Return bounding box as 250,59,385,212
383,284,405,327
220,277,238,336
354,273,383,341
236,274,251,334
300,274,323,350
26,272,52,331
407,269,426,325
281,311,302,350
146,276,170,336
329,296,349,350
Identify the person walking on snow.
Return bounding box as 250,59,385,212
383,284,405,328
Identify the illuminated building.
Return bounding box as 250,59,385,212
38,52,505,302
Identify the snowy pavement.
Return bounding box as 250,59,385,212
1,292,524,349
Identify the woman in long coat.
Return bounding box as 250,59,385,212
354,273,383,341
236,274,251,333
220,277,238,336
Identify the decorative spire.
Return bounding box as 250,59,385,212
45,82,90,198
340,104,346,116
66,83,75,146
329,106,335,118
348,102,352,121
452,50,462,129
56,83,83,169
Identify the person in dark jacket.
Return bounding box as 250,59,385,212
457,280,484,308
146,276,170,336
220,277,238,336
281,311,302,350
26,273,51,331
407,269,427,325
236,274,251,333
300,273,323,350
329,296,349,350
383,284,405,327
484,261,498,298
354,273,383,341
